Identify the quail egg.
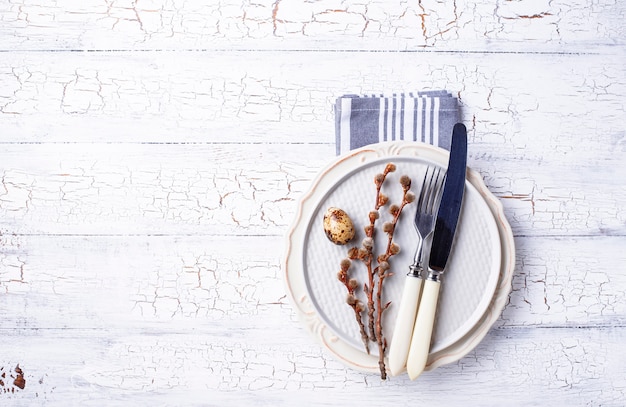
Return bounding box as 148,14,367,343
323,207,356,245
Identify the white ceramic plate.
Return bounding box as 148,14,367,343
284,141,515,374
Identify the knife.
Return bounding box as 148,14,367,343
406,123,468,380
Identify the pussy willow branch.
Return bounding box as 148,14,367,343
338,163,414,380
373,175,414,380
364,163,395,342
375,273,392,379
364,242,376,342
337,259,369,353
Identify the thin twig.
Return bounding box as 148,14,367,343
337,259,369,353
364,163,395,341
364,216,377,342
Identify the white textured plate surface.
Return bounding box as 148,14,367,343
284,142,515,374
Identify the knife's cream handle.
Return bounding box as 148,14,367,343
406,278,441,380
388,276,423,376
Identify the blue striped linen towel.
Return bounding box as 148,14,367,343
334,91,460,155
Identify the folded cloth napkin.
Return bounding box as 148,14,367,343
334,91,460,155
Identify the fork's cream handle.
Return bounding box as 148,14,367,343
406,278,441,380
388,276,423,376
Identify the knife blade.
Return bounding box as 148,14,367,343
406,122,468,380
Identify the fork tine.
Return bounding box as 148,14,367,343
426,168,444,214
416,167,437,211
415,169,430,212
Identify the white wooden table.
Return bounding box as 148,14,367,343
1,1,624,405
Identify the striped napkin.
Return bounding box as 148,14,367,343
334,91,460,155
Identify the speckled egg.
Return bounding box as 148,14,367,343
323,207,355,245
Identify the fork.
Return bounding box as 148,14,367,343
388,166,444,376
410,167,445,275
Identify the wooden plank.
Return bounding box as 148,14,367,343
0,0,623,51
1,235,624,329
500,236,626,328
1,51,623,147
0,326,623,405
0,235,290,329
1,142,625,237
0,143,327,236
1,226,623,404
1,236,625,401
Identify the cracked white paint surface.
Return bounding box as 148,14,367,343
1,0,625,405
0,0,624,51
